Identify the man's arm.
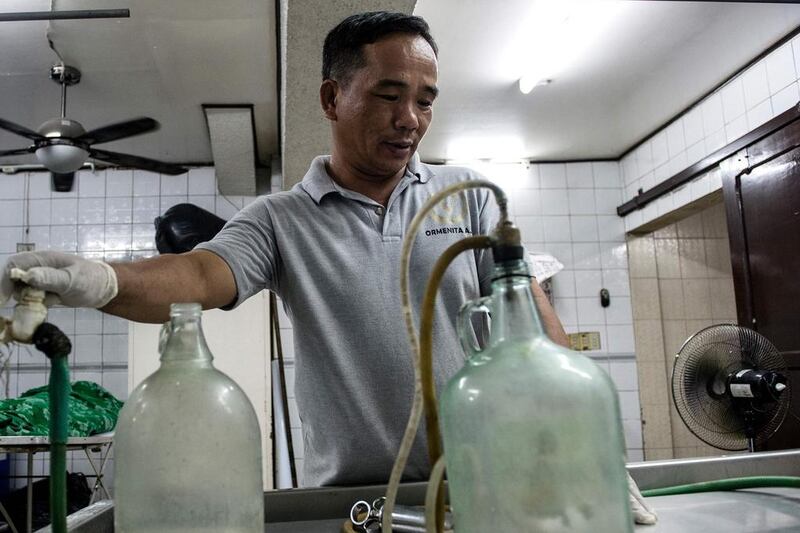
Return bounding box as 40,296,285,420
531,280,570,348
1,250,237,324
103,250,237,323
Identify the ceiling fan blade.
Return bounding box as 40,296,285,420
77,117,160,145
0,118,44,141
0,147,35,157
89,148,188,175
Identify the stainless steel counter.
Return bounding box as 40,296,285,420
38,450,800,533
642,488,800,532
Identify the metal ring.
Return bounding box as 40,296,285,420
350,500,372,526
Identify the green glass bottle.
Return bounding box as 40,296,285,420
440,259,631,532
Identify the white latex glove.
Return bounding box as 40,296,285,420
0,251,118,309
628,470,658,525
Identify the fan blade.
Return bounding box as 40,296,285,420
0,147,35,157
89,148,187,175
76,117,160,145
0,118,44,141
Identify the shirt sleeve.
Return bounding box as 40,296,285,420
195,198,279,309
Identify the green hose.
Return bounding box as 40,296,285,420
641,476,800,498
33,323,72,533
49,356,70,533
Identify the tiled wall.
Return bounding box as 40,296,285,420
628,201,737,460
474,160,643,462
617,33,797,460
0,167,256,490
621,34,800,232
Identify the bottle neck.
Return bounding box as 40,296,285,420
488,259,546,347
160,303,213,365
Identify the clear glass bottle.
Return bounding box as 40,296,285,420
114,303,263,533
440,259,631,532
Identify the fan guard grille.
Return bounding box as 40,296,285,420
671,324,789,451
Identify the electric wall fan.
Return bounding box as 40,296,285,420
0,64,187,182
672,324,790,452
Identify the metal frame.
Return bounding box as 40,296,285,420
0,10,130,22
0,434,113,533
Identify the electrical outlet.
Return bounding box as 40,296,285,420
569,331,601,352
16,243,35,252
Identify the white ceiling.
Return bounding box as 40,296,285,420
415,0,800,162
0,0,277,167
0,1,799,170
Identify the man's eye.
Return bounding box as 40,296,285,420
418,100,433,108
377,94,398,102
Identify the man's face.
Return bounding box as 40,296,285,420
327,33,439,182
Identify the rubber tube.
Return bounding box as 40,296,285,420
420,236,491,533
33,323,72,533
424,456,447,533
640,475,800,498
384,180,508,533
49,356,70,533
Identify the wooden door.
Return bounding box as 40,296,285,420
722,122,800,451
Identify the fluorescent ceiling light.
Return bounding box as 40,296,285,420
203,105,258,195
446,136,525,162
444,160,528,191
512,0,624,94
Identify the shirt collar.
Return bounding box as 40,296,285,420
301,153,432,205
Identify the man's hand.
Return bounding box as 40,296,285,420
628,470,657,525
1,251,118,309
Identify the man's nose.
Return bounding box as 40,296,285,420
393,101,420,131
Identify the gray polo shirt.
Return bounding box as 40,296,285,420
197,154,498,486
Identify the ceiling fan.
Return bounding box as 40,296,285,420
0,63,187,178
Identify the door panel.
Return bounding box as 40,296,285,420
729,145,800,450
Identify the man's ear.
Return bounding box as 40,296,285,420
320,79,339,121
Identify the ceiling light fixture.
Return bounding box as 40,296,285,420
515,0,624,94
35,143,89,173
446,136,525,162
519,78,552,95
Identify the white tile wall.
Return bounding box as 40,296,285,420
540,163,567,189
622,34,800,234
721,78,747,124
566,162,593,188
742,62,771,110
766,43,796,93
1,167,254,489
772,82,800,115
481,160,642,457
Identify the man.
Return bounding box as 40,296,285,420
0,11,654,523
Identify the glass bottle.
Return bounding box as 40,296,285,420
440,259,631,532
114,303,263,533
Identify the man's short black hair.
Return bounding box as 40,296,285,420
322,11,438,84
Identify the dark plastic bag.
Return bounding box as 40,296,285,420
0,472,91,531
155,203,227,254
